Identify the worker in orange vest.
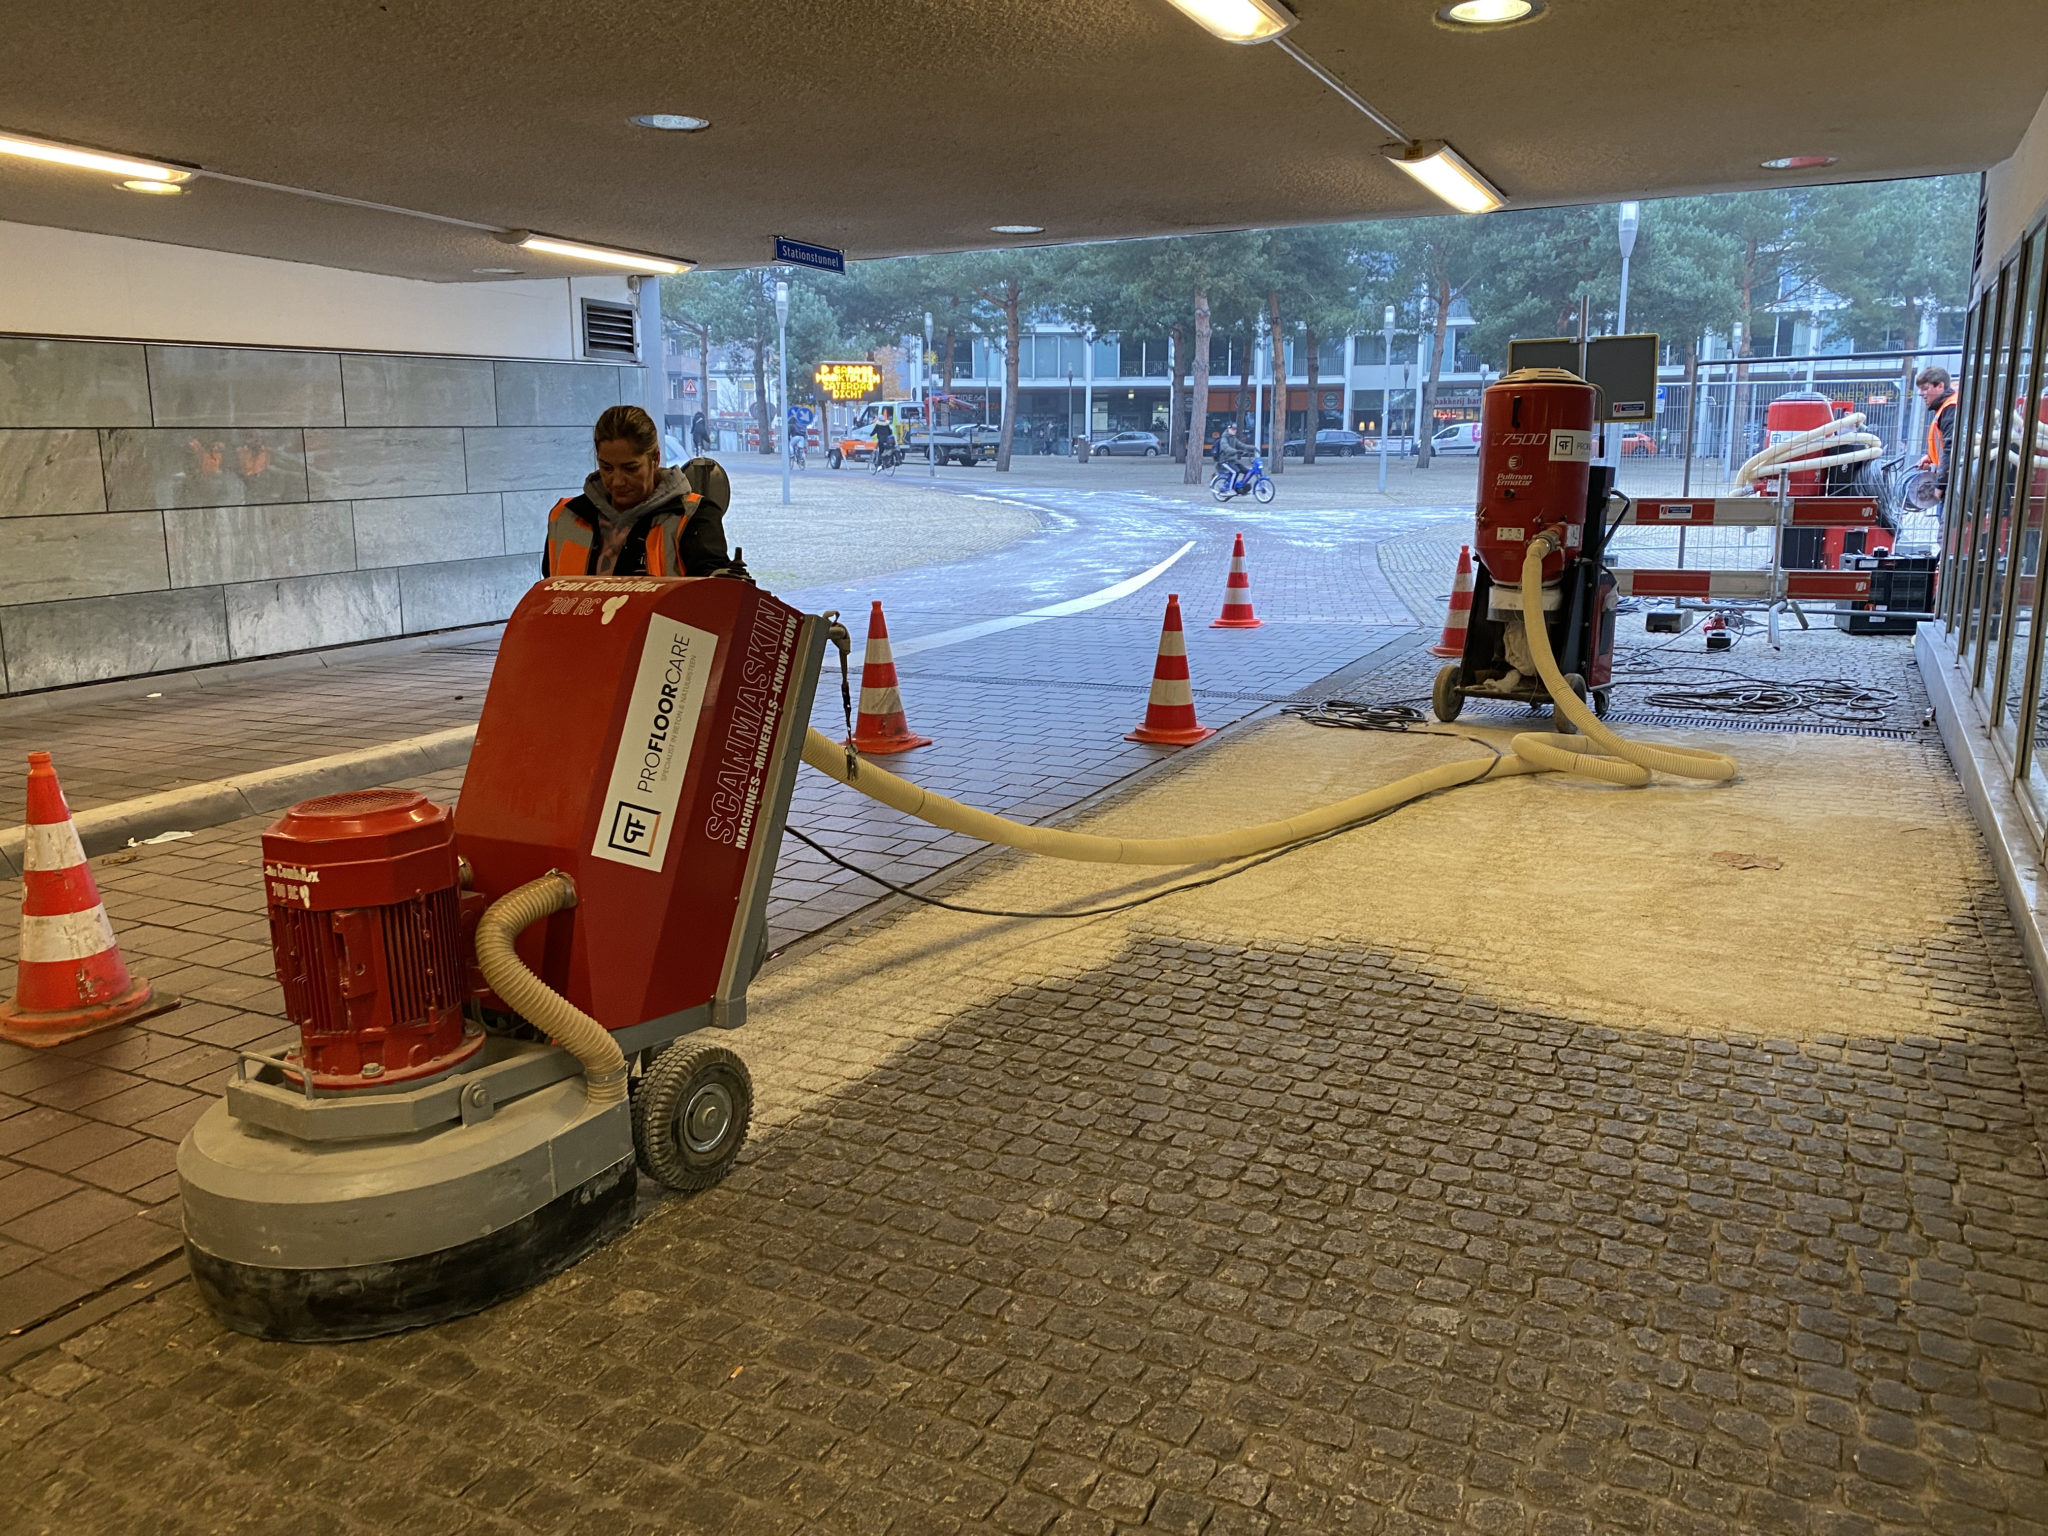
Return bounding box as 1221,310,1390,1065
542,405,747,579
1916,365,1959,499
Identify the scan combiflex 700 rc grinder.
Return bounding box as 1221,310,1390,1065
178,576,825,1340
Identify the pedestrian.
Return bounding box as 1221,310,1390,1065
692,409,710,454
541,405,746,578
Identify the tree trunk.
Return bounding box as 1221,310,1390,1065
753,331,772,455
1303,321,1321,465
997,280,1021,472
1416,277,1452,469
1267,292,1285,476
940,324,956,426
1168,325,1187,462
696,322,712,450
1184,286,1212,486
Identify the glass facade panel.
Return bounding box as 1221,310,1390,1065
1941,304,1982,630
1991,232,2044,746
1963,266,2015,676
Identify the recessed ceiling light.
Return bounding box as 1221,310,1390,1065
1160,0,1297,44
991,224,1044,234
0,130,189,184
473,267,522,275
119,178,185,195
630,113,710,132
1437,0,1544,26
1762,154,1838,170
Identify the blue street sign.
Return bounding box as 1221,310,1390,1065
787,405,816,425
774,236,844,274
1655,385,1668,407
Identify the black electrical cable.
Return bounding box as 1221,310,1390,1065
1606,659,1898,725
784,744,1510,922
1281,700,1428,732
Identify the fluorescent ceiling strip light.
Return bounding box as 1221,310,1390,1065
0,131,187,182
515,234,689,274
1160,0,1296,43
1383,140,1503,213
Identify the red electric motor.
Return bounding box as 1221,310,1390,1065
1473,369,1597,588
262,789,480,1091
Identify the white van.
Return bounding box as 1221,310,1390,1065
1430,421,1482,455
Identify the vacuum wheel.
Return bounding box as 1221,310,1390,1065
632,1041,753,1192
1432,663,1464,723
1593,687,1610,719
1555,673,1588,734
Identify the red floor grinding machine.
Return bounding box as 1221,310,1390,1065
1432,368,1620,726
178,577,827,1339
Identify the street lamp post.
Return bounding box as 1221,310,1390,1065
1254,313,1268,455
925,311,936,476
1378,304,1395,493
1613,201,1639,467
775,280,790,506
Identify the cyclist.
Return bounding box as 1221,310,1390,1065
871,414,898,470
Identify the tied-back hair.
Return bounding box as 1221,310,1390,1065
594,404,661,458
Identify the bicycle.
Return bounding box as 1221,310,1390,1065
1210,454,1275,504
869,441,902,476
788,436,807,471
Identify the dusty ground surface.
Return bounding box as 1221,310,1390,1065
3,699,2044,1536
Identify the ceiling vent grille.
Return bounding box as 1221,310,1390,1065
582,299,639,361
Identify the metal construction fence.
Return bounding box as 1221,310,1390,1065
1599,349,1959,573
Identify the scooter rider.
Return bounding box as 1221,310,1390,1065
1215,420,1251,484
542,405,747,578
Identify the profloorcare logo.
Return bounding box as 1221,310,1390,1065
591,615,717,871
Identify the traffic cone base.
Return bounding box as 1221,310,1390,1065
0,980,173,1049
1212,531,1263,629
1431,544,1476,658
1128,594,1216,746
3,750,174,1049
847,601,931,754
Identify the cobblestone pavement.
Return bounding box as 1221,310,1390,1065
2,690,2043,1536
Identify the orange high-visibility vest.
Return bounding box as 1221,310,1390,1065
543,495,700,578
1927,393,1957,468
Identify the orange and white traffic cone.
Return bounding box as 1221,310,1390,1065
1210,532,1263,629
1430,545,1476,658
1,752,172,1048
848,601,932,754
1126,594,1216,746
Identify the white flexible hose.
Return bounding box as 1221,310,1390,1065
801,541,1735,865
473,873,628,1105
1734,410,1882,487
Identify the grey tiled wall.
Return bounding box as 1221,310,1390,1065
0,336,644,694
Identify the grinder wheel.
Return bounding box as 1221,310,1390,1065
632,1041,753,1192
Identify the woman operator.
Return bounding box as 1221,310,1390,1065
541,405,748,578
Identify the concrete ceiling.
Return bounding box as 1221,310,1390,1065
3,1,2045,283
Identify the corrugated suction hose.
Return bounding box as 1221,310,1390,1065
801,540,1735,864
474,872,628,1105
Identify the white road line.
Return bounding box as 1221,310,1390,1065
892,540,1196,658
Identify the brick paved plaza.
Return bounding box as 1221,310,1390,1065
0,462,2042,1536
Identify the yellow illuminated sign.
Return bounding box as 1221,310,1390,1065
815,361,883,401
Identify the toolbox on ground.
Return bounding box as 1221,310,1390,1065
1835,555,1936,635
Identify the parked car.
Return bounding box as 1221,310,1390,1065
1282,428,1367,458
1619,429,1657,456
1092,430,1163,457
1429,422,1482,455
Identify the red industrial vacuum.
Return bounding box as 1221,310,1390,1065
178,577,826,1339
1433,368,1619,726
